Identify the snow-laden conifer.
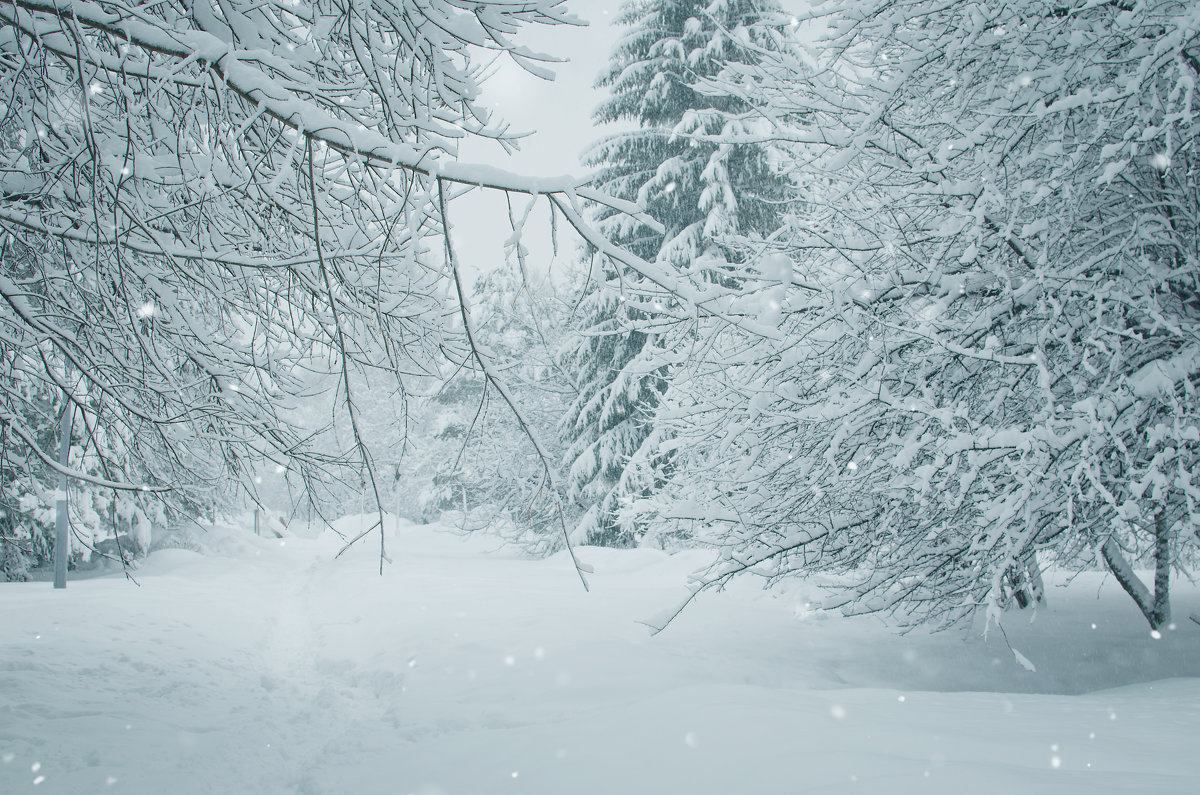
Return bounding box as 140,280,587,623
561,0,792,546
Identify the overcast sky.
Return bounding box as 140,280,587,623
460,1,627,177
450,0,622,283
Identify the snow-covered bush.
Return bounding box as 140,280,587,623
398,266,579,552
639,0,1200,629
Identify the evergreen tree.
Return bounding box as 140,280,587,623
561,0,792,546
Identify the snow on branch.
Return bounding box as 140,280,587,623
0,0,700,570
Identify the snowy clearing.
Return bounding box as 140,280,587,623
2,516,1198,795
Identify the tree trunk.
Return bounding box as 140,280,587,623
1026,556,1046,605
1007,552,1045,609
1101,512,1172,630
53,402,72,590
1151,510,1171,628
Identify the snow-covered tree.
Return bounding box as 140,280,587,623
588,0,790,264
404,264,579,551
561,0,792,546
642,0,1200,630
0,0,659,578
1,234,177,579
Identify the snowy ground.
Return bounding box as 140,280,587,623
2,516,1198,795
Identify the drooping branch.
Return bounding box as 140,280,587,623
304,136,388,570
0,408,170,492
439,178,590,590
0,0,659,230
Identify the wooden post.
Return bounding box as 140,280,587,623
254,508,260,537
53,403,73,589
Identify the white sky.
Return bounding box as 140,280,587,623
451,0,624,284
461,1,627,177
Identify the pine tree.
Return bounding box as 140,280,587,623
561,0,792,546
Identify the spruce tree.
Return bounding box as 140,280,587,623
561,0,791,546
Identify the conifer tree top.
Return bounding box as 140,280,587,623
594,0,788,128
583,0,791,263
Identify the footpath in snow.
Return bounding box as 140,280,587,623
2,515,1198,795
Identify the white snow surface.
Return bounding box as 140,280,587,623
2,515,1198,794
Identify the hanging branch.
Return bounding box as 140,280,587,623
439,178,590,591
304,136,389,571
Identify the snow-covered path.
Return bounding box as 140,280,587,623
2,517,1198,794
